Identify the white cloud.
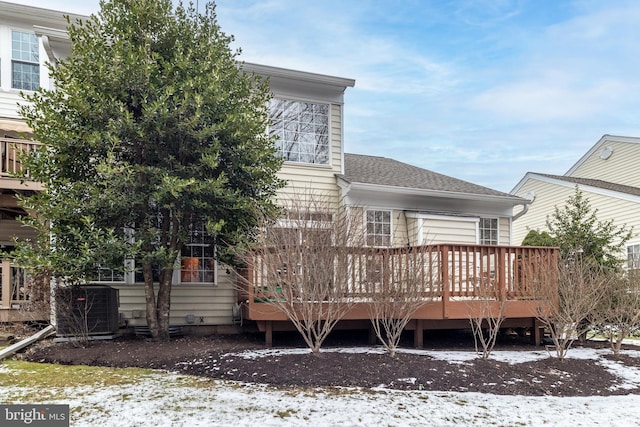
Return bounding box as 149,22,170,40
9,0,640,192
468,78,630,122
453,0,526,27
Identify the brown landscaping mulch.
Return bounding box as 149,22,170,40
18,328,640,397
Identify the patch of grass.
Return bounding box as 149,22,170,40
0,360,155,389
0,360,223,406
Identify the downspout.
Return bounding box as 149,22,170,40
339,104,345,175
512,191,536,221
403,210,410,247
512,203,530,221
40,35,58,68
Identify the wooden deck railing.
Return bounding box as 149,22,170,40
1,137,41,179
242,244,558,308
0,258,29,309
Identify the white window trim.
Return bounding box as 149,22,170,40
626,242,640,270
9,29,40,92
176,248,218,286
365,209,393,247
268,97,332,167
478,217,499,245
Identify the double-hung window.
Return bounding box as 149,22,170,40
364,210,391,287
479,218,498,245
628,244,640,270
268,98,330,165
12,31,39,91
180,221,216,283
366,210,391,247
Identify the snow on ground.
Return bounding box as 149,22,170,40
3,346,640,426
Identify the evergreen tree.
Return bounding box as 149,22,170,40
546,187,632,269
16,0,283,340
521,229,557,247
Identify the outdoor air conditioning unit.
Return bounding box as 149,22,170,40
55,285,120,337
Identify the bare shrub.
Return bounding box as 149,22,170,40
240,191,364,353
533,256,611,360
366,246,436,357
54,286,96,347
595,269,640,356
468,276,507,360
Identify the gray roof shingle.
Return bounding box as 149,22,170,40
339,153,519,198
535,174,640,197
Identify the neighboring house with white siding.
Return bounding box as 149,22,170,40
511,134,640,267
0,2,86,321
1,1,84,249
1,2,545,335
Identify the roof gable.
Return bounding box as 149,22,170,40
565,134,640,177
512,172,640,206
512,134,640,194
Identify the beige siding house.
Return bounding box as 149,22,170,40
511,134,640,265
114,64,356,332
245,152,552,345
338,153,525,248
1,3,547,335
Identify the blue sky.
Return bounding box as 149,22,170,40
10,0,640,192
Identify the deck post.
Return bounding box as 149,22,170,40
497,247,507,302
265,320,273,348
368,325,377,345
441,245,450,318
414,319,424,348
1,259,11,309
532,318,543,346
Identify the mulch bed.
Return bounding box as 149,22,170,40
19,328,640,397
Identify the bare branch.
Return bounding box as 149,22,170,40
467,272,508,360
595,268,640,356
366,246,438,357
532,256,611,360
239,190,363,352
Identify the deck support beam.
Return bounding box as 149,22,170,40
532,319,543,347
265,320,273,348
414,319,424,348
368,325,376,345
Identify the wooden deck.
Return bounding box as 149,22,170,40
240,244,559,346
0,137,43,191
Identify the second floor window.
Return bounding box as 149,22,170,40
479,218,498,245
12,31,39,91
269,98,330,165
366,210,391,247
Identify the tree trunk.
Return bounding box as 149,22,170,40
143,262,160,340
156,268,173,341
